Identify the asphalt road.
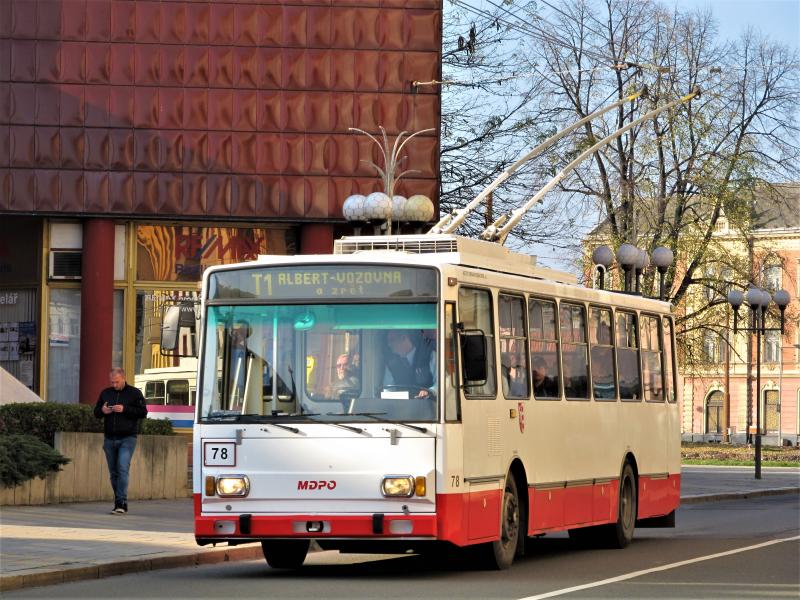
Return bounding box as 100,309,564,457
6,494,798,600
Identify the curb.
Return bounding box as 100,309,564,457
2,489,798,592
0,544,263,593
680,486,799,505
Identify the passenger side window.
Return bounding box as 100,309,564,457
663,317,677,403
560,303,589,400
616,311,642,400
145,381,165,404
166,379,191,406
499,294,529,399
529,298,560,400
590,307,617,400
459,287,497,397
641,315,664,402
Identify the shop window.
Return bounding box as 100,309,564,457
133,289,198,395
47,289,81,403
112,290,124,369
135,225,290,282
0,290,39,391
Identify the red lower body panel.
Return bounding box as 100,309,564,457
638,473,681,519
193,473,680,545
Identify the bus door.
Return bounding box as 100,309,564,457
458,287,504,541
640,314,669,512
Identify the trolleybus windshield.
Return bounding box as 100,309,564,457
200,265,439,424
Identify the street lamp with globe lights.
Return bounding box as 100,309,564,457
592,246,614,290
727,285,791,479
615,243,639,292
592,244,674,300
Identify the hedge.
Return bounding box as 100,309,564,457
0,402,174,446
0,434,71,488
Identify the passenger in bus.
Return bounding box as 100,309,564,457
332,353,360,396
501,351,528,397
531,355,559,398
383,330,436,397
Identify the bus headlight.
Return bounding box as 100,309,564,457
381,476,415,497
216,475,250,497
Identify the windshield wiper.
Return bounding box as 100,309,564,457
266,422,301,434
329,412,429,434
235,414,301,434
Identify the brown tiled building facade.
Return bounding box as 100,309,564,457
0,0,442,404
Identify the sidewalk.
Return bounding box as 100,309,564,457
1,466,798,592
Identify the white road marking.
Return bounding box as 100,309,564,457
518,535,800,600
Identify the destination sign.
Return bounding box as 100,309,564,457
209,265,438,301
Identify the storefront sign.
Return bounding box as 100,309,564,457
0,292,19,305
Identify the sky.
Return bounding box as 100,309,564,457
528,0,799,272
671,0,799,49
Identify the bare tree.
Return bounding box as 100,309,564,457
528,0,798,350
439,1,577,246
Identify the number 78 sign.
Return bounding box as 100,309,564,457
204,442,236,466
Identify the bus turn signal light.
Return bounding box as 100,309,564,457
415,476,427,497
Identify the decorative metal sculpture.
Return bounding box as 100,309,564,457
347,126,435,235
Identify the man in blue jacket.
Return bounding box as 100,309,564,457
94,368,148,514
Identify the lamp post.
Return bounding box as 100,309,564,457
726,287,790,479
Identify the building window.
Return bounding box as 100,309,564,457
703,331,727,364
705,390,724,434
763,264,782,293
763,330,780,363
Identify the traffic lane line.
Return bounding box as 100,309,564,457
517,535,800,600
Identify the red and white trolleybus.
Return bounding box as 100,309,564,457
182,233,680,569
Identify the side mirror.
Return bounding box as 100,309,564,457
161,302,198,356
460,329,487,384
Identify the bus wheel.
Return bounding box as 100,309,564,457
609,463,637,548
478,472,520,570
261,540,310,569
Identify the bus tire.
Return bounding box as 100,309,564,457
478,472,520,570
261,540,310,569
608,462,637,549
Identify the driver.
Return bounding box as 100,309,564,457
383,330,435,398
